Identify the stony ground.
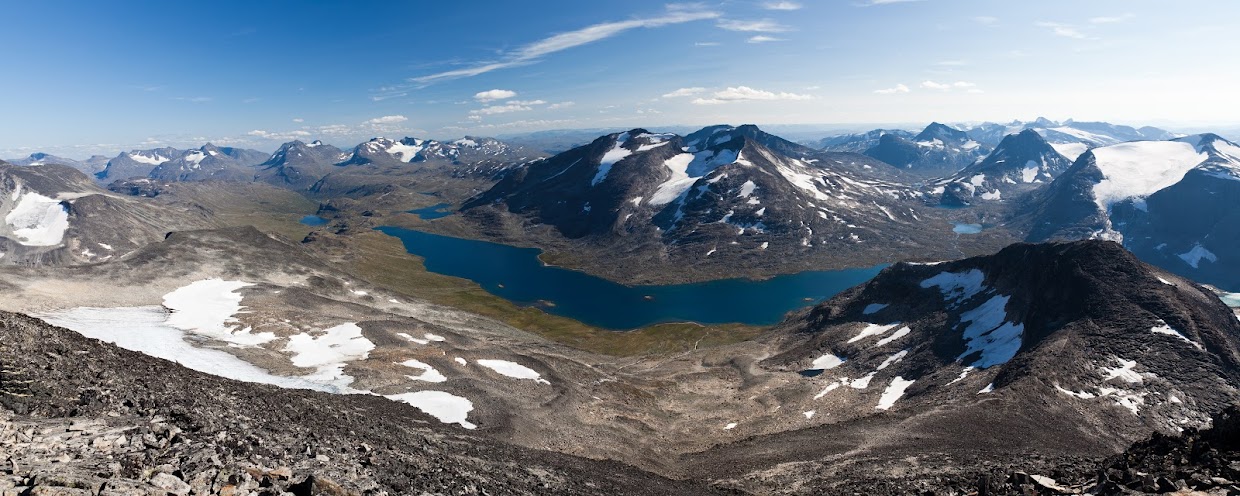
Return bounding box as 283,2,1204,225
0,312,724,496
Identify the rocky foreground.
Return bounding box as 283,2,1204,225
2,309,1239,495
0,312,720,496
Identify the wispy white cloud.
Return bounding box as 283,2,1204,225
292,118,304,123
859,0,926,6
474,89,517,102
972,16,998,25
691,86,814,105
471,103,533,115
921,80,977,91
717,19,791,32
547,101,575,110
694,41,721,46
246,129,312,140
174,96,212,103
1089,13,1134,24
1035,21,1090,39
747,35,784,43
410,7,719,85
365,115,408,125
936,59,968,66
663,87,707,98
874,83,910,94
762,1,802,10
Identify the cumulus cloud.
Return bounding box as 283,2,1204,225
691,86,814,105
662,87,707,98
474,89,517,102
763,1,802,10
874,83,910,94
365,115,408,125
547,101,576,109
717,19,791,32
747,35,784,43
410,6,719,84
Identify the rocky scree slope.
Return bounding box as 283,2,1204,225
682,240,1240,494
0,311,723,495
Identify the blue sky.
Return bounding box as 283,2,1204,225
3,0,1238,158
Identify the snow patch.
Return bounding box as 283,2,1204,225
163,279,274,346
5,191,69,246
873,326,911,347
476,359,549,384
810,353,845,370
920,269,986,306
283,323,375,389
1151,321,1203,350
847,323,901,343
398,359,447,383
1177,243,1217,269
385,391,476,429
862,303,889,315
876,376,914,410
956,295,1023,368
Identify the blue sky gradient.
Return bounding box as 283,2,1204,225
3,0,1238,157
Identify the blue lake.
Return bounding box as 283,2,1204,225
377,226,886,329
300,215,328,226
953,223,983,234
408,203,455,220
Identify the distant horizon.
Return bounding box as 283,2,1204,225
6,117,1240,161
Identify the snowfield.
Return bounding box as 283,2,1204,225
5,191,70,246
163,279,274,346
40,306,340,393
1090,141,1206,211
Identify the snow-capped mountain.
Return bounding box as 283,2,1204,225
933,129,1073,206
146,143,268,182
0,161,210,265
462,125,982,281
338,135,536,175
94,147,185,182
253,140,349,191
7,153,110,176
1025,134,1240,290
966,118,1177,162
816,129,915,154
863,122,990,177
726,240,1240,491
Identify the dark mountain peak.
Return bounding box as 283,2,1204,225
1032,116,1058,128
914,122,968,143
